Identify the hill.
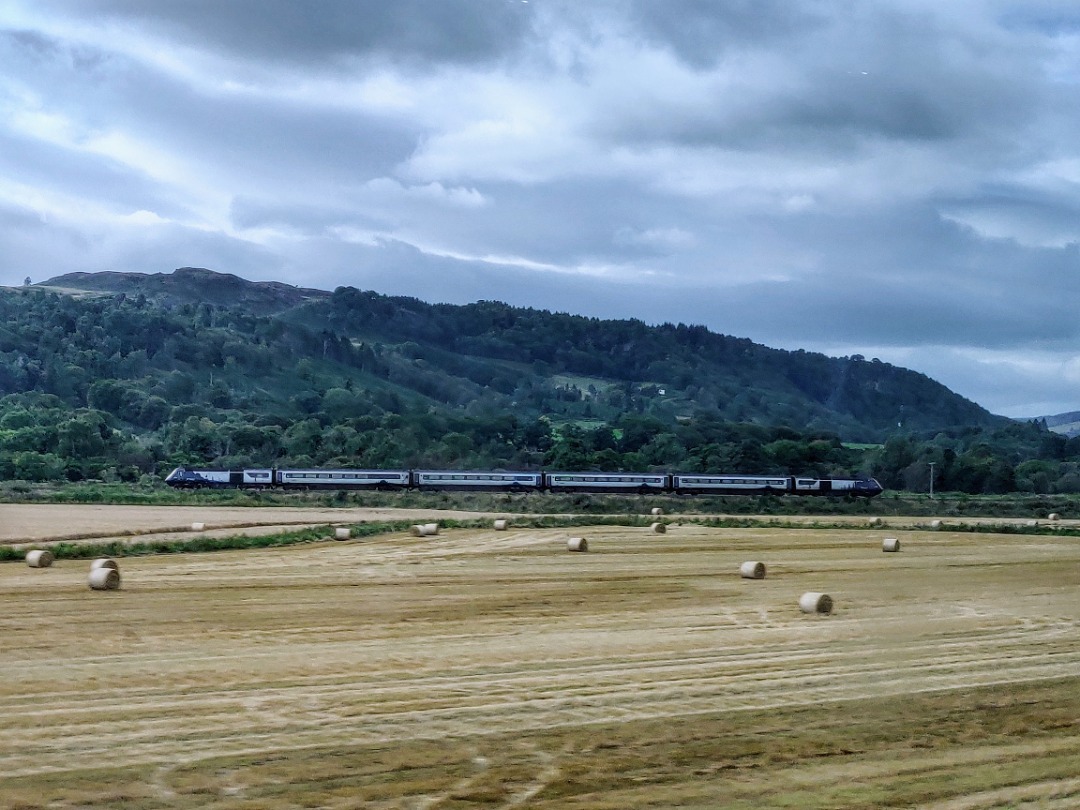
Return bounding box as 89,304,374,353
5,266,1061,495
282,287,1006,440
30,268,1005,440
40,267,329,316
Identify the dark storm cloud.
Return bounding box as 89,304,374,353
3,25,418,183
586,4,1039,155
625,0,827,68
30,0,536,67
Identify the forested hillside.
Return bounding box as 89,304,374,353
3,267,1078,495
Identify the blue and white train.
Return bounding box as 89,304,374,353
164,467,884,497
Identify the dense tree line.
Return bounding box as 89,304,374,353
1,281,1075,493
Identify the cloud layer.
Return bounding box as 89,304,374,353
2,0,1080,417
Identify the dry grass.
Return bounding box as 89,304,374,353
1,516,1079,808
0,504,489,546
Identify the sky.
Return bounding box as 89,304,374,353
2,0,1080,418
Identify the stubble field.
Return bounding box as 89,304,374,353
1,505,1079,808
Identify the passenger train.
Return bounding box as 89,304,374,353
164,467,884,497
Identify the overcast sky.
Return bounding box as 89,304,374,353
3,1,1080,418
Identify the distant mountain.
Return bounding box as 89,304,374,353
1041,411,1080,437
21,267,1006,443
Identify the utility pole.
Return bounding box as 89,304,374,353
929,461,936,499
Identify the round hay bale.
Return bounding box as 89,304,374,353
90,558,119,571
1028,520,1039,528
25,550,54,568
650,507,664,516
493,519,509,531
929,519,942,529
868,517,882,526
739,561,766,579
1048,513,1061,521
650,522,667,534
190,522,205,532
410,524,425,537
882,537,901,552
422,522,439,536
799,592,833,615
334,527,351,540
567,537,588,552
88,568,121,591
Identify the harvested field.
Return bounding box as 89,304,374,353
0,504,487,547
1,512,1079,808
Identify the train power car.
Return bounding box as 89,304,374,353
164,468,273,488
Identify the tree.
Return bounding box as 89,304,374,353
12,451,65,481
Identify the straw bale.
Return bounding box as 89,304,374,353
868,517,882,526
25,550,54,568
190,522,205,532
493,519,509,531
882,537,901,552
334,527,351,540
88,568,121,590
650,507,664,516
90,558,119,571
739,561,766,579
799,592,833,614
650,522,667,534
1048,513,1061,521
410,523,440,537
567,537,588,552
929,519,942,529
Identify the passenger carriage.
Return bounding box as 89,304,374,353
274,469,410,489
672,474,791,495
543,471,670,493
411,470,543,492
